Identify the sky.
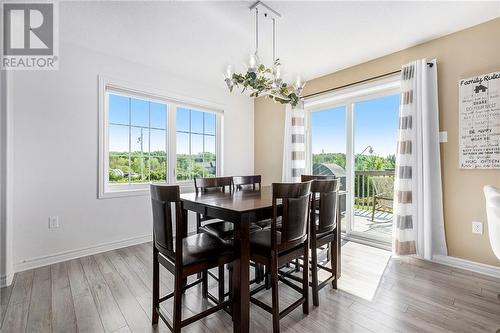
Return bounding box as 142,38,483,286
311,94,400,157
108,94,215,154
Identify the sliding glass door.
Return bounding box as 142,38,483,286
308,79,400,247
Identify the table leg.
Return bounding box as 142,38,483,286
181,203,189,290
232,214,250,333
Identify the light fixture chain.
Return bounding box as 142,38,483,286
272,18,276,62
255,7,259,55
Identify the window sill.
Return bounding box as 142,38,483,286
98,182,196,199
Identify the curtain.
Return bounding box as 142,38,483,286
282,101,306,183
393,59,448,259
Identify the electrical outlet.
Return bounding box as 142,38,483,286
472,221,483,235
48,216,59,229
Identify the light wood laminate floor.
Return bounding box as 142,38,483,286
1,241,499,333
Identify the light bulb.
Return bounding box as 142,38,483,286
248,53,259,72
295,76,303,88
274,64,281,79
225,65,233,79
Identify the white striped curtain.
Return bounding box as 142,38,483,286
393,59,448,259
282,101,306,183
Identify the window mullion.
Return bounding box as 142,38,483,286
128,97,132,184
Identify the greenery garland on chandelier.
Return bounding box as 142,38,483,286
226,59,303,107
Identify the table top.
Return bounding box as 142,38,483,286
180,186,349,213
180,186,274,213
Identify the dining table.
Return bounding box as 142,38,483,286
180,186,343,333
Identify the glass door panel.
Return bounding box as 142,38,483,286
310,106,349,234
352,94,399,242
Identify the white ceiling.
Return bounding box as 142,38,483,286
60,1,499,87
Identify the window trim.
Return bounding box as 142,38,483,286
98,75,224,198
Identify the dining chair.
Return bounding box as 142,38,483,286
249,182,312,333
308,178,339,305
233,175,262,190
279,178,339,306
150,184,235,333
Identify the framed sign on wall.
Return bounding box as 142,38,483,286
458,71,500,169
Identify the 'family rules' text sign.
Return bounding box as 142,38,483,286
459,71,500,169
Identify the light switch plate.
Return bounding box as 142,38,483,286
472,221,483,235
439,131,448,143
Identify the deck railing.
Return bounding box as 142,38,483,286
354,170,395,213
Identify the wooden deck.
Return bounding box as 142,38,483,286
1,241,500,333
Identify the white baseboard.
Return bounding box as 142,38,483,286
0,273,14,288
13,234,152,273
432,255,500,279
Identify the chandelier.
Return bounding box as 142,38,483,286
224,1,305,107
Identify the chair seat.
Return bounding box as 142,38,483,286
250,229,281,256
254,217,282,230
200,221,261,241
164,233,234,267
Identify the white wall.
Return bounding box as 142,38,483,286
1,69,14,287
10,42,254,271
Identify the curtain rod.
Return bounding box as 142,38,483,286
302,62,434,100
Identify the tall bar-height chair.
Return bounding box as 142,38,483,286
249,182,312,333
308,179,339,305
150,184,234,333
279,178,339,306
233,175,262,190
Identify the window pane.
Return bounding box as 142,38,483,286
352,94,399,241
109,153,129,183
149,155,167,182
191,134,204,178
204,136,216,177
150,102,167,129
176,132,190,181
109,124,129,153
311,106,346,169
130,127,149,155
204,113,216,135
130,152,147,183
191,110,203,134
311,106,347,234
131,98,149,127
176,107,190,132
150,129,166,153
109,94,129,125
130,127,149,183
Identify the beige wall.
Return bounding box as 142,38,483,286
254,18,500,266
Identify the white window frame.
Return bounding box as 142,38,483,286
98,76,223,198
304,74,400,246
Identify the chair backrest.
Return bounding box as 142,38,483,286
301,174,335,182
272,182,312,250
150,184,182,259
310,179,339,235
484,185,500,260
233,175,261,190
194,176,233,194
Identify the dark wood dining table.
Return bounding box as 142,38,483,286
180,186,342,333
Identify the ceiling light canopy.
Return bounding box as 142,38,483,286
224,1,305,107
